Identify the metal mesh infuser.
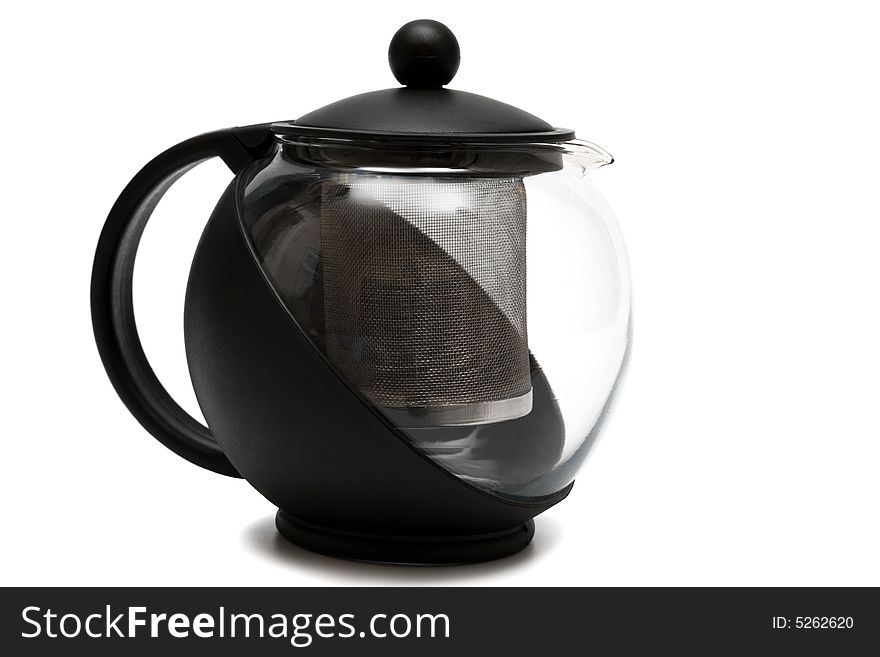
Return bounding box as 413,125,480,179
320,174,532,426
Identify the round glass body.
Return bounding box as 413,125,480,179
239,135,630,499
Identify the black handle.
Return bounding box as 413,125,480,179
91,125,274,477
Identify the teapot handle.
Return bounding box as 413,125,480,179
91,125,273,477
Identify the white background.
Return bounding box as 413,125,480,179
2,0,879,586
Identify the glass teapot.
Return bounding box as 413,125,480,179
92,20,631,564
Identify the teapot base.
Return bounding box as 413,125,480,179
275,510,534,565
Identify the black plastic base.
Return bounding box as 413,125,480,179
275,511,535,565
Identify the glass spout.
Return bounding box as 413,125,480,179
561,139,614,175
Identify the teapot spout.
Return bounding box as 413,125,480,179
563,139,614,174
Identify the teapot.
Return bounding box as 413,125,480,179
91,20,631,564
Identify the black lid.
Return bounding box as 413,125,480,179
274,20,574,143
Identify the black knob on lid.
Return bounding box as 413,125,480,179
388,19,461,88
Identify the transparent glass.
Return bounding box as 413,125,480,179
239,135,630,499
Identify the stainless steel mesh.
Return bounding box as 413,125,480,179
320,174,531,425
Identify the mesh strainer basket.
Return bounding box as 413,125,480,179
320,174,531,426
